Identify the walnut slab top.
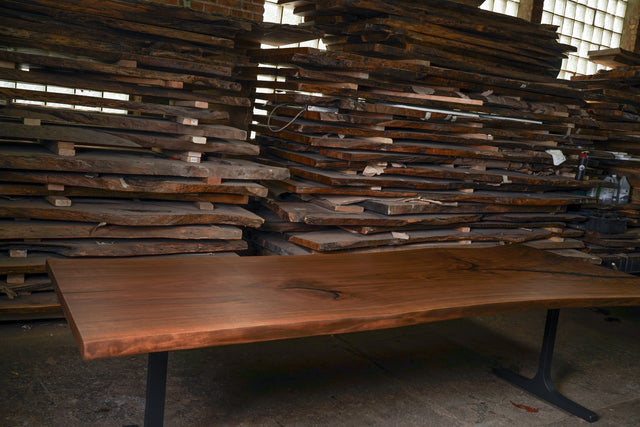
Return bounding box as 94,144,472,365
47,245,640,360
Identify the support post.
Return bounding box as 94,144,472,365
493,309,598,423
621,0,640,53
144,352,168,427
517,0,544,23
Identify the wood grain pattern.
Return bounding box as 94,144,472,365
6,239,247,257
0,0,302,291
0,198,264,227
0,145,287,181
48,245,640,361
0,221,242,241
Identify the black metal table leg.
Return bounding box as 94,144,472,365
144,351,168,427
494,309,598,423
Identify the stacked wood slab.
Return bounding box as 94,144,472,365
566,57,640,272
0,0,291,311
293,0,574,81
249,33,609,255
573,67,640,160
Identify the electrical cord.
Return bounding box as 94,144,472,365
266,103,308,132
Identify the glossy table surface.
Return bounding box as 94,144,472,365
47,245,640,360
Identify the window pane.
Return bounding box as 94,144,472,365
480,0,520,16
543,0,628,78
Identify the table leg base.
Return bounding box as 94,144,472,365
494,309,597,423
493,367,598,423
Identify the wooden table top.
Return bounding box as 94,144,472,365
47,245,640,360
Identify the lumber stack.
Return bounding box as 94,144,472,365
249,0,629,257
0,0,292,311
566,201,640,272
587,47,640,69
566,57,640,272
248,43,612,256
573,68,640,159
292,0,574,81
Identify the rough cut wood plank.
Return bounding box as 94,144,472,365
265,199,482,226
0,111,255,152
587,48,640,68
524,239,585,250
339,220,569,235
200,158,290,181
47,244,640,360
263,146,358,169
256,49,580,101
288,228,554,251
5,5,236,49
0,198,265,227
0,183,250,204
4,239,248,257
0,106,240,139
0,145,287,180
547,249,602,264
0,145,208,177
0,291,62,321
359,198,572,215
379,164,597,190
0,171,268,197
281,162,467,191
0,88,229,121
310,241,509,254
2,274,51,292
0,69,250,109
0,122,227,153
256,133,554,164
0,255,54,274
0,221,243,240
363,190,589,207
271,177,421,197
248,231,315,256
0,50,240,92
14,0,252,35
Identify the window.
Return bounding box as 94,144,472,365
480,0,521,16
255,0,326,133
262,0,324,49
0,58,129,114
542,0,627,79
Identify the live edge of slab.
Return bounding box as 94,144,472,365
46,245,640,361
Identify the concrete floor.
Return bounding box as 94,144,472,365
2,307,640,426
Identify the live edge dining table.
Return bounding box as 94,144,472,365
47,245,640,426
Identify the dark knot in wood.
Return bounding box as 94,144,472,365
282,285,344,300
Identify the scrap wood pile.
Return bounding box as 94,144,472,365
248,0,616,257
0,0,292,311
563,52,640,273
